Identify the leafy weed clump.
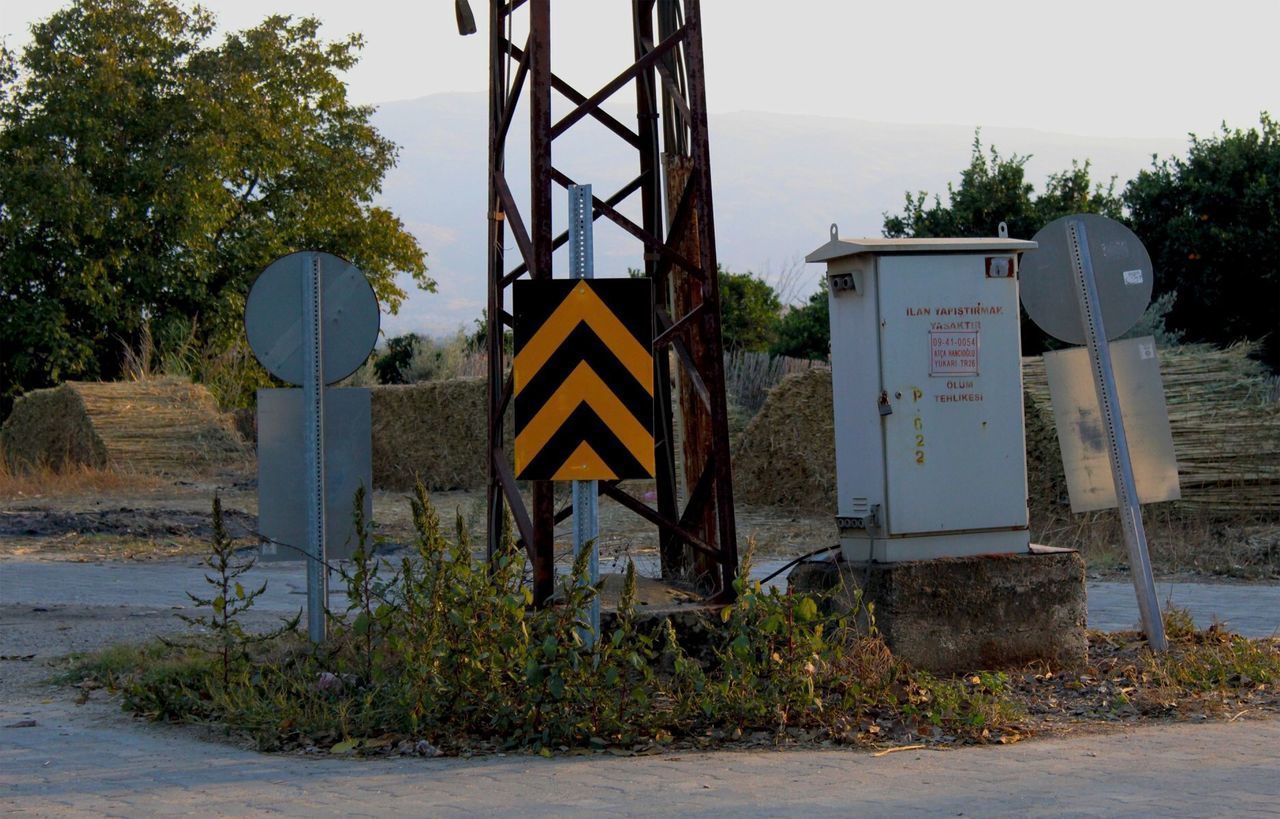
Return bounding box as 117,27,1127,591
68,484,1023,755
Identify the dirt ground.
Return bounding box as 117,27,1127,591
6,467,1280,588
0,466,832,569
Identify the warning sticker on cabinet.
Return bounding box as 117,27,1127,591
930,330,979,376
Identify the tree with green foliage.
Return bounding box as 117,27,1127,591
0,0,431,408
770,286,829,361
884,133,1122,240
883,133,1122,354
1124,115,1280,368
718,269,782,352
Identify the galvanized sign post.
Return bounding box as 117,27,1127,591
568,183,600,647
1064,219,1166,651
245,251,379,645
1021,214,1168,651
301,253,328,644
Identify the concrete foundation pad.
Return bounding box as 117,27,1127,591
592,573,723,656
788,546,1087,674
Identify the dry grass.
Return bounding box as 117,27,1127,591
0,443,162,500
1031,503,1280,578
1010,618,1280,730
0,532,204,560
724,351,825,416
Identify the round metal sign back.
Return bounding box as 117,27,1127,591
1019,213,1153,345
244,251,380,386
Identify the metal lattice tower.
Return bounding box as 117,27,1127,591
478,0,738,604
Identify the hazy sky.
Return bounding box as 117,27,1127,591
3,0,1277,139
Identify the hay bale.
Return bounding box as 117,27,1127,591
0,384,109,471
732,368,836,512
371,378,511,491
0,379,249,475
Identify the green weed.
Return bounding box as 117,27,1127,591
71,484,1030,755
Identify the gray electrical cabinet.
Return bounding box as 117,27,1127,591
806,228,1038,562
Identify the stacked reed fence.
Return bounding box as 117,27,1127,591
1023,343,1280,516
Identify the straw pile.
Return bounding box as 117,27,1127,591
732,368,836,512
732,367,1080,516
733,344,1278,518
1023,343,1280,516
0,379,249,475
371,378,511,491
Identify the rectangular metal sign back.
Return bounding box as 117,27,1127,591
1044,337,1181,513
513,279,655,481
257,387,372,561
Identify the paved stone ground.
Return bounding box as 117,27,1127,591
4,556,1280,636
3,556,1280,816
3,688,1279,817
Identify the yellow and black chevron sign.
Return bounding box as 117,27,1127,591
513,279,656,481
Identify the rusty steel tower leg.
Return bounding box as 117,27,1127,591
483,0,738,605
483,0,506,567
679,0,738,597
633,0,681,578
526,0,556,606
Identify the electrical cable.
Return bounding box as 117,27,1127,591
757,544,841,586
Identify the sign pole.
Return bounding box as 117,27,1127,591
1066,219,1167,651
302,252,329,643
568,184,600,647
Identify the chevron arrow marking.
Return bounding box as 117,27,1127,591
515,362,655,476
513,280,653,396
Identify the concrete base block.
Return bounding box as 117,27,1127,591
788,547,1087,674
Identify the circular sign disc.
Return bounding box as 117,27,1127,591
1019,213,1154,345
244,251,380,386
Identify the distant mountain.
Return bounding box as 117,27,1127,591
371,92,1186,338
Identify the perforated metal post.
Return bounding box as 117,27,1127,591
1066,220,1167,651
568,183,600,647
302,252,328,643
